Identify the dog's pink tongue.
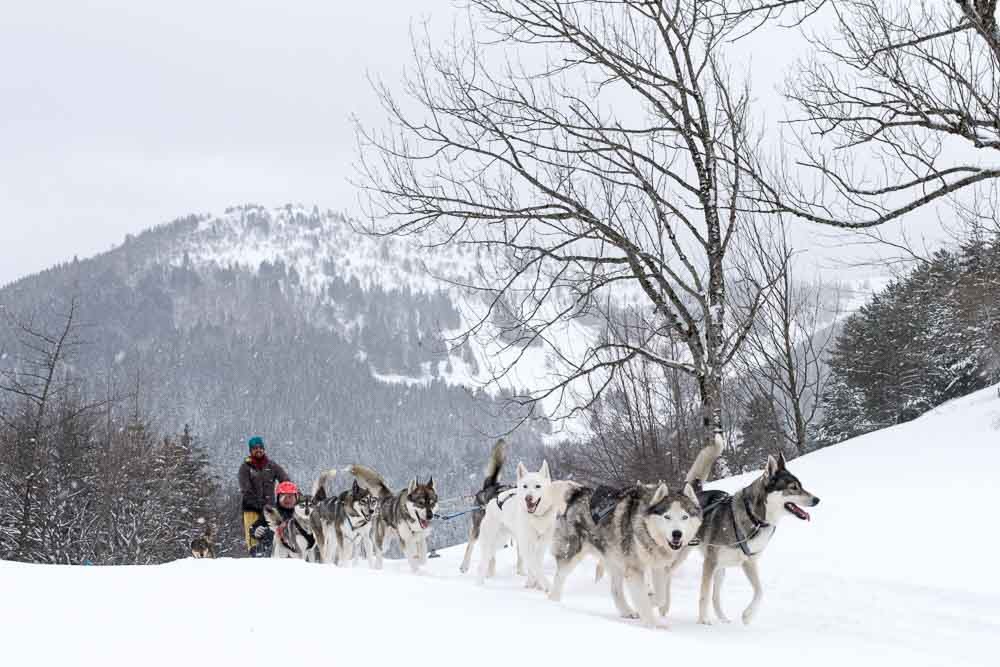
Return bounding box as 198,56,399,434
785,502,810,521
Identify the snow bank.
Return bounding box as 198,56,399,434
4,386,998,666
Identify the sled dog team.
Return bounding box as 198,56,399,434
261,437,820,628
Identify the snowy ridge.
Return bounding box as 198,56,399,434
4,384,996,666
151,205,603,427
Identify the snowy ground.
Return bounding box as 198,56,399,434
5,387,999,666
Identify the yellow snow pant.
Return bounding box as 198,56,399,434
243,510,262,551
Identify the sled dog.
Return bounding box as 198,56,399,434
262,496,316,560
189,522,215,559
309,469,379,566
349,464,438,572
548,481,703,628
475,460,578,592
459,438,514,573
692,451,820,625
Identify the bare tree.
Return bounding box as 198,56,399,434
356,0,782,472
0,298,87,560
730,225,841,456
755,1,1000,228
551,328,702,486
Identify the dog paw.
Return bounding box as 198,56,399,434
741,609,756,625
620,612,640,620
459,564,469,574
697,617,713,626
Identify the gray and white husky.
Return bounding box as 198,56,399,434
262,498,316,560
459,438,512,574
349,464,438,572
692,450,820,626
548,481,703,628
309,469,380,566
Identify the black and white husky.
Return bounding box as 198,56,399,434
692,451,820,625
349,464,438,573
309,469,379,566
549,481,703,628
459,439,512,574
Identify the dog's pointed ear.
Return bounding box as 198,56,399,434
516,461,528,481
408,478,417,493
352,479,361,495
684,482,699,507
540,460,551,481
766,454,780,478
777,452,788,469
427,476,434,489
650,482,669,505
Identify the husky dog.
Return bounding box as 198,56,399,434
693,451,820,625
459,439,512,574
548,482,703,628
262,496,316,560
309,469,380,566
349,464,438,572
189,522,215,559
475,460,578,592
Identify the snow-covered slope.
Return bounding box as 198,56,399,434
4,385,997,665
157,205,604,427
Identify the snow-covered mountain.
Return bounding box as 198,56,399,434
4,382,996,666
0,205,555,492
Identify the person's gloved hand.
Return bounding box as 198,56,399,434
254,525,271,540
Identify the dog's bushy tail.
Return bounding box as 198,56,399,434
482,438,507,490
349,464,392,499
685,433,724,484
312,469,338,502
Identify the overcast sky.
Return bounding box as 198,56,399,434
0,1,951,287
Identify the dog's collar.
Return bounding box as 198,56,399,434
743,494,770,530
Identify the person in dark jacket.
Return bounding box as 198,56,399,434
238,435,290,556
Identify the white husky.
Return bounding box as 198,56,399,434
475,460,577,592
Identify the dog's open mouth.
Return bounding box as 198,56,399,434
418,517,430,529
668,539,684,550
525,498,540,514
784,502,810,521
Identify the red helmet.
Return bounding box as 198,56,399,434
275,481,299,496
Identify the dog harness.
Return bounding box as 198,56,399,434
494,489,518,511
588,485,627,524
697,490,775,556
277,518,316,554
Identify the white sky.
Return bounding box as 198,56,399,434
0,1,953,287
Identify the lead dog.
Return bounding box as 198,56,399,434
349,464,438,572
548,481,703,628
692,452,820,625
